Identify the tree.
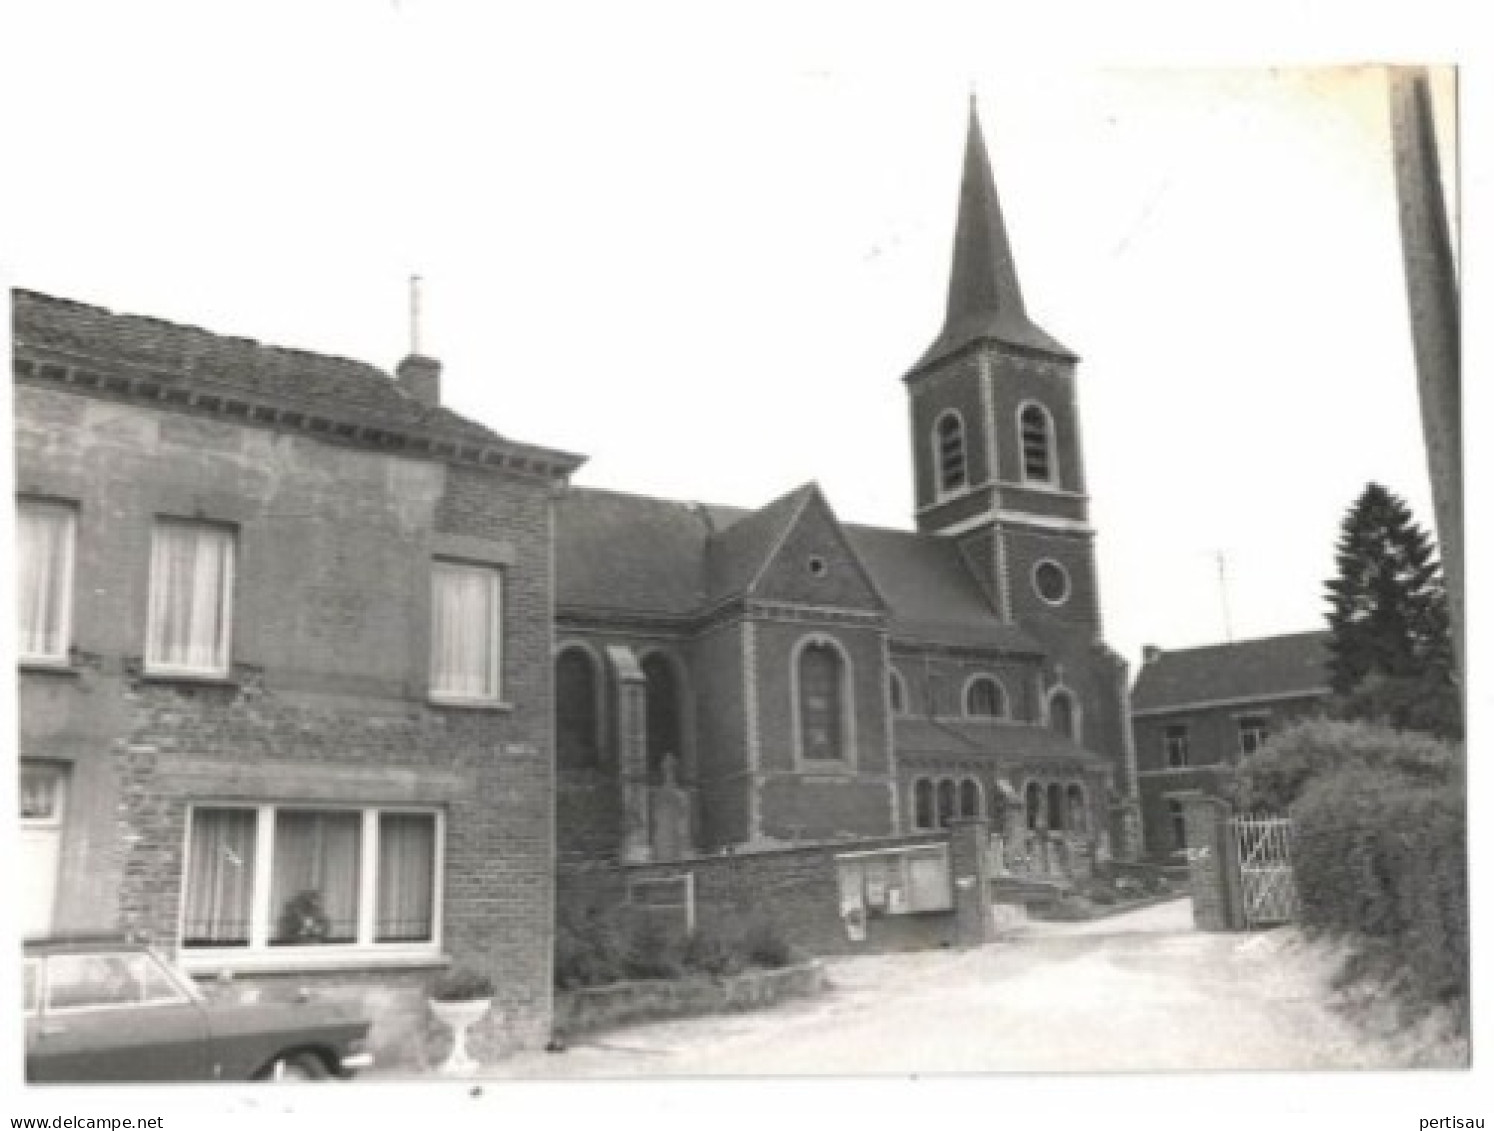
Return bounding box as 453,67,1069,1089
1323,483,1460,739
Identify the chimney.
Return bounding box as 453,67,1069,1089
396,274,441,407
1141,645,1163,666
396,354,441,407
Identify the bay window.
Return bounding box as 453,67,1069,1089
146,519,235,676
16,499,76,663
430,560,502,702
181,805,442,965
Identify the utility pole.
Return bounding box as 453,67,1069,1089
1215,550,1234,643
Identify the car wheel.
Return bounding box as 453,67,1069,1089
268,1053,329,1082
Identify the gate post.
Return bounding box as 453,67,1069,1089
1175,791,1240,932
948,817,996,946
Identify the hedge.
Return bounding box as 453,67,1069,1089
1291,767,1467,1010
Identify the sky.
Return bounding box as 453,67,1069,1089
0,4,1464,675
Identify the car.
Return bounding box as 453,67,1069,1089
23,936,374,1083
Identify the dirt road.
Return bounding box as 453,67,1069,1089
473,898,1453,1077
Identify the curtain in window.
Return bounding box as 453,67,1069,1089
147,522,233,672
270,811,361,944
798,643,843,760
183,809,257,946
431,563,498,698
17,502,74,659
376,814,435,942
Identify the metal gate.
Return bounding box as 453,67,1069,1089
1230,815,1297,928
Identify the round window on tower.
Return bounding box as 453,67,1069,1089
1033,560,1071,606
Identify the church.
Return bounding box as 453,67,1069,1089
551,102,1142,867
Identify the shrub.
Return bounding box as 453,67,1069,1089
430,967,495,1002
554,905,631,989
621,913,688,981
1229,718,1455,814
680,922,748,978
1291,767,1467,1013
738,919,804,969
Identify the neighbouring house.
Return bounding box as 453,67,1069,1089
550,100,1141,900
12,289,583,1056
1131,631,1331,860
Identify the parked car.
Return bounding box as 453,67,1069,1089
23,936,373,1083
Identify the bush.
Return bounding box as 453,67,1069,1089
554,907,805,988
430,967,496,1002
1291,767,1467,1012
1229,718,1455,814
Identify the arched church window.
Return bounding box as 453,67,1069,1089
889,669,908,716
1024,781,1042,830
556,647,601,769
1019,403,1057,485
1049,689,1079,742
641,652,683,780
964,675,1007,718
913,778,935,830
1066,784,1087,834
959,779,982,819
798,639,848,762
934,412,968,495
937,779,958,828
1047,782,1066,832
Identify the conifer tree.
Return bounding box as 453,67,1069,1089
1323,483,1459,739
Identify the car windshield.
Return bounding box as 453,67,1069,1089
38,949,204,1011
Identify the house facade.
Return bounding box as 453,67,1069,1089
13,290,582,1055
550,102,1141,875
1131,631,1331,860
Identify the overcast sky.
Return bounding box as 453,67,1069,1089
0,3,1463,670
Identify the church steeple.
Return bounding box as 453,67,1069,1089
911,98,1074,374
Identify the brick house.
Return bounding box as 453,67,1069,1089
13,290,583,1056
1131,631,1331,860
550,102,1141,876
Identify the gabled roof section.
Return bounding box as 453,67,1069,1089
554,488,713,617
704,483,818,602
11,290,584,478
908,99,1075,375
1131,631,1332,713
846,524,1041,653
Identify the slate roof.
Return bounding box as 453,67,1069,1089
1131,631,1332,713
895,717,1107,766
909,100,1075,375
11,290,582,471
556,484,1041,656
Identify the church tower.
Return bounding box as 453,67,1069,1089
906,98,1101,642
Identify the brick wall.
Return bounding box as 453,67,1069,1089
14,384,560,1056
557,830,961,958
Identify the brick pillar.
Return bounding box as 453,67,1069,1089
606,645,651,863
1177,791,1241,931
948,817,995,946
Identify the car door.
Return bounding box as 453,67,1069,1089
29,951,210,1083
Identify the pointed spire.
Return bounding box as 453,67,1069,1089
910,99,1074,374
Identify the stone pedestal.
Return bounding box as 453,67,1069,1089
948,817,995,947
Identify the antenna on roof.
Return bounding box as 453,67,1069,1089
409,274,424,357
1215,550,1235,643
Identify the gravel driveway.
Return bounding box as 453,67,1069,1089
464,897,1456,1078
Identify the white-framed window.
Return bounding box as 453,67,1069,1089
16,498,77,664
430,560,503,703
146,519,235,677
933,411,968,496
180,804,442,967
20,762,66,826
1018,402,1058,486
1237,714,1270,757
1164,723,1190,769
963,675,1007,718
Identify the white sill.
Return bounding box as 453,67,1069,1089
142,666,234,684
427,695,511,711
19,656,77,673
179,947,450,977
